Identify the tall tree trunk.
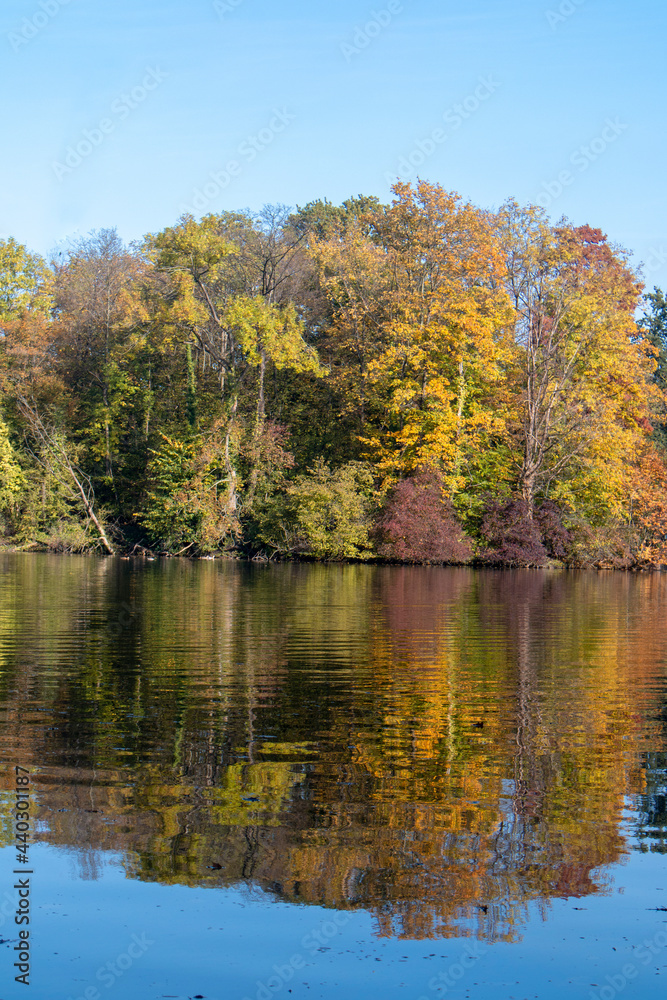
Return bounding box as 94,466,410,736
255,349,266,434
247,351,267,504
224,396,238,514
186,343,198,429
144,363,152,445
519,320,541,519
520,465,537,519
452,356,466,494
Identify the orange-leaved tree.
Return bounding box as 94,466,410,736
311,181,515,503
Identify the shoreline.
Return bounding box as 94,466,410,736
2,544,665,572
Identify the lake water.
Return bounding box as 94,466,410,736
0,554,666,1000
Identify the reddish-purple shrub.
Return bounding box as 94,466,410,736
376,469,472,563
479,499,547,566
535,500,572,559
479,498,572,566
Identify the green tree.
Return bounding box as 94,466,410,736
638,287,667,450
254,459,377,560
149,212,323,516
141,426,240,553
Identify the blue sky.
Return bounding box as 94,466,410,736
1,0,666,292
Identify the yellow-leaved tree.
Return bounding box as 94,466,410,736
310,181,515,503
498,202,660,527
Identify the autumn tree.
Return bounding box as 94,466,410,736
498,204,658,522
0,236,58,447
0,237,51,324
310,182,514,503
148,212,320,399
51,229,152,512
146,212,322,541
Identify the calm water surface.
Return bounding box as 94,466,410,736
0,554,666,999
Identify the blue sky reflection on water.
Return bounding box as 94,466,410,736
0,843,666,1000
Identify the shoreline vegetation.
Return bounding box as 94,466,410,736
1,543,665,571
2,182,667,570
4,547,667,572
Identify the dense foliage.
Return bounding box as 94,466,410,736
1,182,666,565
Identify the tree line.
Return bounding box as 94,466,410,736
1,181,666,566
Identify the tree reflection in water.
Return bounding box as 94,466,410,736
0,555,666,941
